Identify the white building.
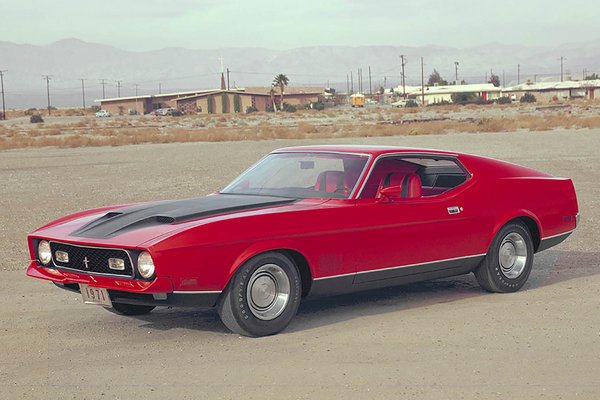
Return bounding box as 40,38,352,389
388,83,502,105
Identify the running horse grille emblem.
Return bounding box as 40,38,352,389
83,256,90,269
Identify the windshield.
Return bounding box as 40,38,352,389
221,152,369,199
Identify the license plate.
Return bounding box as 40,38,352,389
80,284,112,307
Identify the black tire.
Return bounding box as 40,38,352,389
475,221,534,293
108,302,155,316
217,252,301,337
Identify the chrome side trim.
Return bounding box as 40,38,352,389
172,290,222,294
314,253,487,281
541,230,574,241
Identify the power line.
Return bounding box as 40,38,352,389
116,80,122,97
79,78,86,112
42,75,52,115
0,70,6,120
400,55,406,96
99,79,107,99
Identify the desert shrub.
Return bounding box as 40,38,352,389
282,103,297,113
30,114,44,123
405,99,419,108
310,102,325,111
451,93,478,104
90,105,101,112
170,110,183,116
246,106,258,113
520,93,537,103
497,96,512,104
24,108,37,116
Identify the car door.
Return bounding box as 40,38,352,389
349,158,488,284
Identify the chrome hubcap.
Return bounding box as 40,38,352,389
499,232,528,279
247,264,290,320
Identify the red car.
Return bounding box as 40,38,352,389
26,146,578,336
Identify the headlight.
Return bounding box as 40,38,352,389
38,240,52,265
137,251,155,279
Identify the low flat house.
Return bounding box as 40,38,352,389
387,83,502,105
503,80,600,102
96,88,323,115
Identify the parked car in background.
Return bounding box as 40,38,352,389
26,146,578,336
391,98,419,108
95,110,111,117
150,108,178,116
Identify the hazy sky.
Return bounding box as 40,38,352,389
1,0,598,50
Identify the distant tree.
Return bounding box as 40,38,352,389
584,73,599,80
488,73,501,87
273,74,289,111
428,69,448,86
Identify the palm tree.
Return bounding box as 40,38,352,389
268,86,277,111
272,74,289,111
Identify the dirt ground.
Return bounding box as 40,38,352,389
1,129,599,399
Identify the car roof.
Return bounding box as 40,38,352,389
272,145,459,158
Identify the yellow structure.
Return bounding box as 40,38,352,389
350,93,365,107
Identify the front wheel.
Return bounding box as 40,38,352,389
217,252,301,337
475,221,534,293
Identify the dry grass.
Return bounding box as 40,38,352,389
2,105,600,151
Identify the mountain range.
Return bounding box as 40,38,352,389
1,38,598,108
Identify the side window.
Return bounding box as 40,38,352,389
359,156,468,199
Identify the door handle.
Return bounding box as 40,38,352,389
447,206,463,215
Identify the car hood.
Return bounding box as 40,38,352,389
33,194,300,247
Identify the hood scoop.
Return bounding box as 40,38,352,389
70,194,295,239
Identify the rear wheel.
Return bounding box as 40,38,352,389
475,221,534,293
109,303,155,316
217,252,301,337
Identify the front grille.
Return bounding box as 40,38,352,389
49,242,134,277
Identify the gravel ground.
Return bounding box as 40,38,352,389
1,129,599,399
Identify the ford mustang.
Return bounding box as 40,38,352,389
26,145,579,336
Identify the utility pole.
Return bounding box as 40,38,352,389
158,82,162,94
0,70,6,120
400,55,406,96
454,61,459,84
116,80,122,97
99,79,107,99
560,56,565,82
226,68,230,90
502,70,505,88
42,75,52,116
420,57,425,105
79,78,86,112
517,64,520,85
357,68,361,93
134,83,140,115
368,66,372,96
346,73,349,94
583,68,587,80
350,71,354,94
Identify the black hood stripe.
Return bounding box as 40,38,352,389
70,195,296,239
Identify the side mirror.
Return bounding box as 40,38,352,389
378,185,402,201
